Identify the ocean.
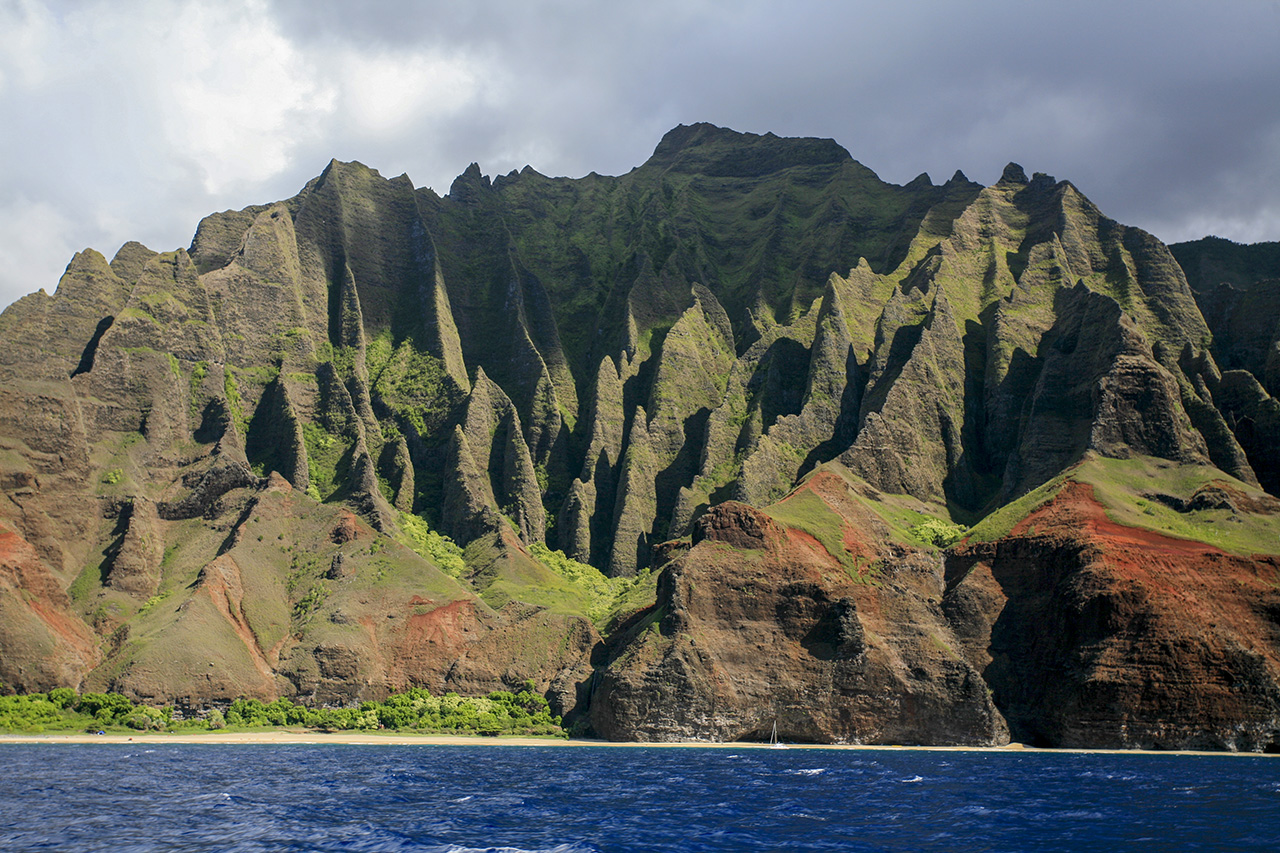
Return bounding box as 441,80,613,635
1,744,1277,852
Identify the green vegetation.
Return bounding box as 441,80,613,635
765,488,865,578
369,337,461,438
292,583,327,623
964,469,1074,543
598,568,660,635
0,684,564,737
188,360,209,418
137,590,171,615
460,534,657,626
67,560,101,602
959,454,1280,555
530,542,620,622
1078,455,1280,556
224,369,247,435
397,512,466,577
301,421,347,500
793,465,968,549
907,516,968,548
0,690,175,733
118,306,159,325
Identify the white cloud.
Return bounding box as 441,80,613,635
339,50,480,136
1152,208,1280,247
55,0,338,196
0,196,76,299
0,0,503,311
0,0,57,91
158,3,337,194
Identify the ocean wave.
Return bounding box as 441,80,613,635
440,840,593,845
2,744,1275,852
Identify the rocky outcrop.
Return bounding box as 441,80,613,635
1172,237,1280,496
592,476,1009,744
158,455,262,521
105,498,164,598
1003,284,1208,497
456,369,545,544
945,482,1280,750
0,522,99,693
1172,237,1280,395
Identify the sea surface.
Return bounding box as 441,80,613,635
2,744,1278,852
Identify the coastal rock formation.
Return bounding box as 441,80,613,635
592,482,1008,745
946,480,1280,751
1,123,1278,749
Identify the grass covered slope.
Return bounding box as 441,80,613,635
963,453,1280,557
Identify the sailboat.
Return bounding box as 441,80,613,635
769,720,788,749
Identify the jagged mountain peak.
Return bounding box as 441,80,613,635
648,122,852,178
999,162,1029,184
448,161,492,200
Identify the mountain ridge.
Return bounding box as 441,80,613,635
2,123,1279,748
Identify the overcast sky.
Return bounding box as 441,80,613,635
2,0,1278,310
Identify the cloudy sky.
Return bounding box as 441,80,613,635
2,0,1278,310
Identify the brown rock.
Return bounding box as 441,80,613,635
690,501,783,550
946,482,1280,750
105,497,163,598
0,521,99,692
330,510,365,544
592,476,1008,744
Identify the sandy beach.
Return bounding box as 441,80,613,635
1,730,1270,756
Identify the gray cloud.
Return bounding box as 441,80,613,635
2,0,1278,310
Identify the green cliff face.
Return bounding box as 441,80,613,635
2,124,1279,747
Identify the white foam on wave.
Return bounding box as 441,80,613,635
440,840,593,845
899,775,925,783
784,768,826,776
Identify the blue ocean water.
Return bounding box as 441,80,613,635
1,744,1278,852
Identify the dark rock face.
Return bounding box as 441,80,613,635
1172,237,1280,392
593,475,1009,745
1172,236,1280,494
690,501,782,549
0,124,1277,748
946,483,1280,751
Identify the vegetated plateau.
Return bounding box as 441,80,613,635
2,123,1280,749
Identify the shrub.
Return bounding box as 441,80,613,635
909,517,967,547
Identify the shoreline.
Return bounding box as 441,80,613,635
0,730,1271,756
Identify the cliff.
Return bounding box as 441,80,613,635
2,124,1279,748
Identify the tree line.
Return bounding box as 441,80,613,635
0,682,565,737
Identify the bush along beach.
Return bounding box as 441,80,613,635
0,682,565,737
